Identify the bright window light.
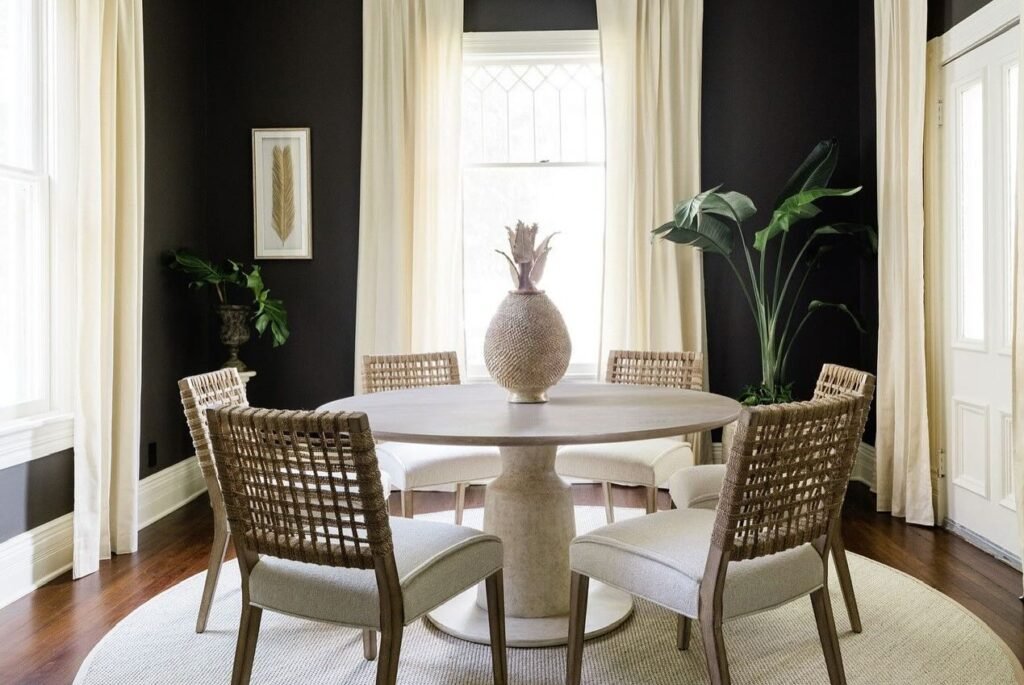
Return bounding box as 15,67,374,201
461,37,605,379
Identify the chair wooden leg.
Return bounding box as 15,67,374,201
485,571,508,685
698,607,729,685
830,533,862,633
231,604,262,685
566,572,590,685
602,482,615,523
196,518,230,633
455,483,467,525
645,486,658,514
676,615,691,651
362,630,378,661
401,490,414,519
810,588,847,685
375,622,404,685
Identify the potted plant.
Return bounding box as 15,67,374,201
166,249,289,371
653,140,875,453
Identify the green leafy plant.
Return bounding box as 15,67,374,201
166,249,290,347
653,140,875,405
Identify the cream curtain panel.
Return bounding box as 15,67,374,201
873,0,934,526
354,0,464,393
72,0,146,577
596,0,707,460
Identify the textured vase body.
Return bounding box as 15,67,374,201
484,291,571,403
217,304,252,371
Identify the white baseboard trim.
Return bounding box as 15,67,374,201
944,517,1023,571
0,512,73,610
0,457,209,612
137,457,207,529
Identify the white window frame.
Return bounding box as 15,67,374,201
461,30,605,381
0,0,75,470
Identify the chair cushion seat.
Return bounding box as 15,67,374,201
556,438,693,487
249,518,502,629
570,509,823,619
667,464,726,510
375,441,502,490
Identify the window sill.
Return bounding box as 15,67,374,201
0,413,74,472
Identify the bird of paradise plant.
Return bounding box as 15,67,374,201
653,140,876,405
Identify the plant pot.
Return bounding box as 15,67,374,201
217,304,252,371
484,291,571,403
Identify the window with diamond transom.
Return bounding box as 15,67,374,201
461,31,605,379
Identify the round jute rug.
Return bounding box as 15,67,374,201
75,507,1024,685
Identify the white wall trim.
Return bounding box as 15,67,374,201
0,412,73,471
463,29,600,63
934,0,1019,64
0,512,72,610
0,456,209,611
944,517,1023,570
137,457,207,529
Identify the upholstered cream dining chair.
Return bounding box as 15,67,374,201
363,351,501,522
668,363,876,633
207,406,507,685
567,394,867,685
556,350,704,522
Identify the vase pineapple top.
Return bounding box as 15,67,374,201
496,220,557,293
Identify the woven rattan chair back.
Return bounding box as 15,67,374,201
605,350,703,391
712,395,864,562
207,406,392,570
178,368,249,485
362,351,461,394
814,363,875,402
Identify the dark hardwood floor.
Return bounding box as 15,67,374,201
0,483,1021,684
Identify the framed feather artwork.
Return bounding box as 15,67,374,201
252,128,312,259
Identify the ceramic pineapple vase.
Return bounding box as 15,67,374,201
484,221,571,403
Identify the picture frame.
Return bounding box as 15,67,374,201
252,127,312,259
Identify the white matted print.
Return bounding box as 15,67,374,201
252,128,312,259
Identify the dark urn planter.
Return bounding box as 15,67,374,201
217,304,252,371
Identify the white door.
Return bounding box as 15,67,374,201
943,26,1019,556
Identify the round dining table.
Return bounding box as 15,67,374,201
319,382,740,647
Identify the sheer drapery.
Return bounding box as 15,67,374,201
354,0,464,392
72,0,146,577
873,0,935,525
596,0,707,460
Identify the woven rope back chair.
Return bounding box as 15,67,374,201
808,363,876,632
606,350,704,390
695,394,864,685
668,363,876,634
363,351,461,393
567,394,866,685
558,350,705,522
360,351,500,523
207,406,507,685
178,368,249,634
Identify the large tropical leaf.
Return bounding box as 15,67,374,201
656,214,735,255
774,139,838,209
166,249,232,287
754,186,861,251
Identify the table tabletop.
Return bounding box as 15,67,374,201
318,382,741,447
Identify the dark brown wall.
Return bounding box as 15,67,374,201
702,0,874,405
0,450,73,543
203,0,364,411
139,0,212,478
